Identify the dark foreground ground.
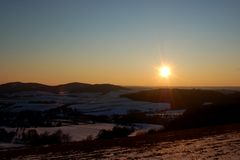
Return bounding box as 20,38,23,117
1,123,240,159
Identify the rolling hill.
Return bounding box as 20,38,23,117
0,82,128,94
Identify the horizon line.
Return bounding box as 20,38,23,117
1,81,240,88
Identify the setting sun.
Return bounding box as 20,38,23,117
159,66,171,78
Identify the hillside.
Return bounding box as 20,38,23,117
122,88,240,129
0,82,128,94
121,88,240,109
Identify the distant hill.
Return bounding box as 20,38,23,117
0,82,55,93
0,82,128,93
57,82,128,93
121,88,240,109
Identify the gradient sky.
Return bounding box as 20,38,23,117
1,0,240,86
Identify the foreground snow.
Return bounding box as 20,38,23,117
16,131,240,160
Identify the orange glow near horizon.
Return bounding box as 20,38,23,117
1,1,240,87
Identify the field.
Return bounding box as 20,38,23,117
1,86,240,159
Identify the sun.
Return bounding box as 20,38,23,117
159,66,171,78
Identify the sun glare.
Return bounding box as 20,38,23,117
159,66,171,78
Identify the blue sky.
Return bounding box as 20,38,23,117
1,0,240,86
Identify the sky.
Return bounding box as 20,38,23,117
0,0,240,86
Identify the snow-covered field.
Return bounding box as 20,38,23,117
68,91,170,115
15,131,240,160
0,90,168,150
1,90,170,115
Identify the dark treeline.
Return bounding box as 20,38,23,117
97,126,134,140
167,103,240,130
0,128,70,145
0,108,170,128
